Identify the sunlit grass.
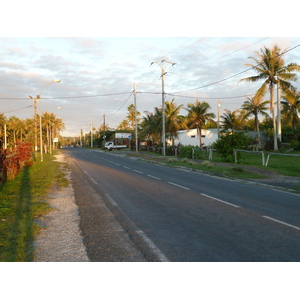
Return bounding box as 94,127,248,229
0,151,68,262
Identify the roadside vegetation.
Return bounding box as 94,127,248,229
128,149,300,179
0,151,68,262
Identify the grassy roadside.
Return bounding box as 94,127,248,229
0,151,68,262
127,150,300,179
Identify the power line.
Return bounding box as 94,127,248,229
2,105,33,113
176,37,270,73
0,91,132,100
172,43,300,94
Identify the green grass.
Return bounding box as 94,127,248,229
229,151,300,177
163,158,267,179
0,151,68,262
131,149,300,178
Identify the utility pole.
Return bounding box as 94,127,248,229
29,96,38,151
4,123,7,149
91,122,93,148
80,129,82,146
217,100,221,138
151,60,175,156
277,77,282,142
134,83,138,153
103,114,106,145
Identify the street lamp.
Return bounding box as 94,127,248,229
31,80,60,162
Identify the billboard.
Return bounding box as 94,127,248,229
115,133,132,139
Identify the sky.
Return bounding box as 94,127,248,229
1,2,300,139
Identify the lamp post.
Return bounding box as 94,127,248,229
31,80,60,162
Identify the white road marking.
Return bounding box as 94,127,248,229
123,166,130,169
91,178,98,185
133,169,143,174
135,230,169,262
147,175,162,181
168,182,190,190
105,193,169,262
201,193,240,208
105,193,118,206
263,216,300,231
114,163,120,166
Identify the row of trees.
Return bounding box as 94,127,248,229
0,112,65,153
91,44,299,150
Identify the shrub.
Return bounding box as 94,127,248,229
202,160,212,168
2,142,32,181
178,145,209,160
212,132,251,163
294,142,300,150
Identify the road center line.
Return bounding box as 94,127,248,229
168,182,190,190
201,193,240,208
147,175,162,181
123,166,130,169
262,216,300,231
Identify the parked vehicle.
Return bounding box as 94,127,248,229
104,142,127,151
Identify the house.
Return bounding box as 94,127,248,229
170,128,219,147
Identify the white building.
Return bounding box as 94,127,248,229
170,128,219,147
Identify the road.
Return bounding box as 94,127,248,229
65,147,300,262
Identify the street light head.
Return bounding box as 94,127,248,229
54,79,61,83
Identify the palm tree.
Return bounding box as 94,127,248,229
221,109,246,132
7,116,22,147
185,100,215,147
126,104,141,130
117,119,131,130
165,99,187,146
281,89,300,130
241,96,269,144
139,111,161,145
240,44,300,150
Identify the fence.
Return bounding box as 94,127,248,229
233,149,300,167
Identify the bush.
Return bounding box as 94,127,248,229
294,142,300,150
212,132,251,163
264,138,282,151
178,145,209,160
2,142,32,181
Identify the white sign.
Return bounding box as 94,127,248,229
53,138,59,142
115,133,131,139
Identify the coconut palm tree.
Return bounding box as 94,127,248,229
165,99,187,146
281,89,300,130
240,44,300,150
185,100,215,147
117,119,131,130
7,116,22,147
139,111,161,145
126,104,141,130
241,96,269,144
221,109,246,132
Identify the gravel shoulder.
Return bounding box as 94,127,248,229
33,153,89,262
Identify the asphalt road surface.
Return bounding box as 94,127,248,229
65,147,300,262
